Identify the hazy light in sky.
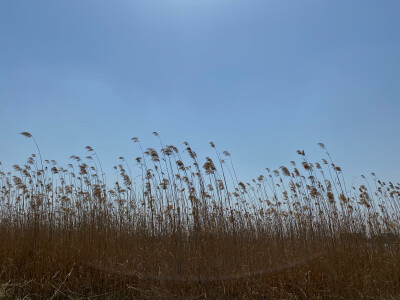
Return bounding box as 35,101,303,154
0,0,399,185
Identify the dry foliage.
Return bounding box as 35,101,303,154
0,133,399,299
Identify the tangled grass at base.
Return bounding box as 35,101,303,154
0,132,400,299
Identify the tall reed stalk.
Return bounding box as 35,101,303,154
0,133,399,299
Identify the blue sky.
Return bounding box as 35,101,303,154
1,0,399,185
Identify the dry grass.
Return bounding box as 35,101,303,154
0,132,399,299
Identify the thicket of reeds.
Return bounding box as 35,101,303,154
0,132,399,299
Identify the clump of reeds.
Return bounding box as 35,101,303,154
0,132,399,299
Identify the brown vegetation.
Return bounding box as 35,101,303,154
0,132,399,299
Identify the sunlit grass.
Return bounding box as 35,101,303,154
0,132,399,299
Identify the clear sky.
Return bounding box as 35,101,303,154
1,0,399,185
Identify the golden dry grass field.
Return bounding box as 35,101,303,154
0,132,399,299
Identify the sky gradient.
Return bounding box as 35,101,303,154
1,0,399,184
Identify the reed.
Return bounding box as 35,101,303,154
0,132,399,299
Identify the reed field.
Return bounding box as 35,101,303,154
0,131,399,299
